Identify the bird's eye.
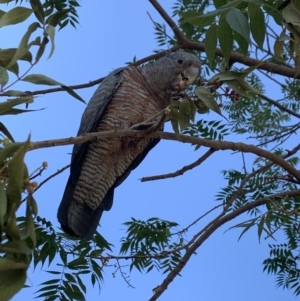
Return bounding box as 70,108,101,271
178,59,183,64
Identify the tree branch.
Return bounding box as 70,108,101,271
148,0,300,79
148,189,300,300
1,2,296,99
30,130,300,183
140,148,215,182
259,94,300,119
0,77,105,97
149,0,188,44
0,47,182,97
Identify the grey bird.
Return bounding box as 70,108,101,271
57,50,201,240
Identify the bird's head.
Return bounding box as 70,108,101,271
141,50,201,93
170,52,201,91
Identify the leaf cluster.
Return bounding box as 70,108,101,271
120,218,184,275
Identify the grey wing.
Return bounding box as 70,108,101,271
71,67,124,171
57,67,124,237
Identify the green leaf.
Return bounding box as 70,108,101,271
213,0,227,8
274,39,284,61
0,240,32,254
6,135,30,208
195,86,222,116
209,70,241,82
225,78,262,97
0,142,23,165
282,0,300,27
35,285,59,293
248,3,265,49
187,0,243,19
65,283,85,301
218,17,233,66
0,96,34,115
180,11,215,29
226,8,250,43
34,290,58,299
65,273,76,283
178,98,191,131
39,279,60,285
209,63,263,83
45,25,55,58
170,107,180,137
0,268,27,301
238,63,264,78
0,7,33,28
0,66,8,86
6,22,40,69
0,48,32,67
1,107,44,115
0,49,17,62
27,194,38,217
0,258,28,271
263,4,282,25
188,98,197,122
233,31,249,55
294,46,300,77
46,10,69,27
30,0,45,24
61,85,85,103
34,38,47,63
5,214,20,240
257,215,265,243
45,270,61,275
26,196,37,247
76,275,86,294
227,218,257,240
0,121,15,142
0,60,19,76
204,23,218,67
22,74,61,85
0,183,7,232
3,90,23,96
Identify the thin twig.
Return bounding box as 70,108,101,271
140,148,215,182
115,259,135,289
171,203,223,236
258,69,299,100
265,174,300,184
29,166,46,180
20,164,70,204
34,164,70,193
259,94,300,119
241,152,247,175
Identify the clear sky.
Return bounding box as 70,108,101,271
1,1,296,300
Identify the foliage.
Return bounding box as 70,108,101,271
1,0,300,300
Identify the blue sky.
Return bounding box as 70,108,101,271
1,1,296,300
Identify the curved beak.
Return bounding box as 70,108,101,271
171,66,200,91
